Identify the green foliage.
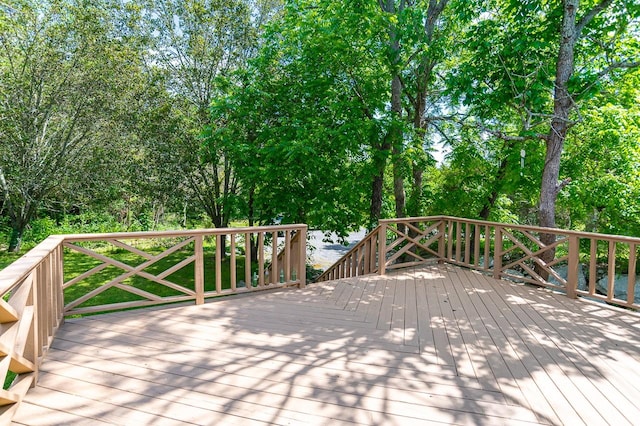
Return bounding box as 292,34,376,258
0,0,150,251
562,76,640,236
1,0,639,257
209,0,387,235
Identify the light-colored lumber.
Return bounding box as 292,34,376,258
14,264,640,426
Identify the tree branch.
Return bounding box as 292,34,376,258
430,121,455,147
464,120,547,142
598,59,640,76
397,74,416,106
575,0,614,37
576,60,640,98
425,0,449,41
349,77,374,120
556,177,572,193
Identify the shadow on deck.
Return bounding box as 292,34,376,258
14,264,640,425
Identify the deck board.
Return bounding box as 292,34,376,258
14,264,640,425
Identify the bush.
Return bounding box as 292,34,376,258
22,217,58,243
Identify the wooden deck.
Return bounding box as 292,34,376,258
13,264,640,425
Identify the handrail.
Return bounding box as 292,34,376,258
319,216,640,311
1,216,639,423
390,215,640,244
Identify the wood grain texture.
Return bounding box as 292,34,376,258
15,264,640,425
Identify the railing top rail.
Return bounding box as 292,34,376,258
380,216,640,244
61,223,308,242
0,235,64,294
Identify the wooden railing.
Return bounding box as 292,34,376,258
0,236,64,421
317,216,640,311
268,229,305,284
62,224,307,315
0,224,307,422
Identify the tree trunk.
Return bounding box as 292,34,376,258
369,167,385,229
379,2,406,223
8,225,24,253
407,165,423,218
391,75,406,220
392,152,406,219
211,214,229,260
537,0,579,277
479,140,514,220
248,185,259,261
404,0,448,221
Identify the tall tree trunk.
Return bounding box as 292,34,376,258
538,0,579,274
1,169,32,253
479,140,514,220
405,0,448,220
380,2,406,222
407,165,423,217
8,225,24,253
212,213,228,260
391,76,406,220
369,154,387,229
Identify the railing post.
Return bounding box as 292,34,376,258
379,222,387,276
567,236,579,299
271,232,278,285
245,232,252,288
284,231,291,283
55,244,64,326
493,226,502,280
364,238,371,274
215,234,223,293
230,234,237,291
484,226,491,270
195,235,204,304
29,270,39,387
628,243,637,306
298,227,307,288
438,220,445,263
607,240,616,300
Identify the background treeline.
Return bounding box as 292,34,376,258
1,0,639,254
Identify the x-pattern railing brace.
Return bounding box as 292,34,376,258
63,238,196,311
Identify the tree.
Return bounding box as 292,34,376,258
0,0,143,251
538,0,639,253
141,0,280,232
449,0,638,227
211,0,384,236
561,73,640,236
377,0,451,221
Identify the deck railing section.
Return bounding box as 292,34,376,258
268,229,306,284
0,236,64,420
318,216,640,311
0,218,638,422
0,224,307,423
62,225,307,316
